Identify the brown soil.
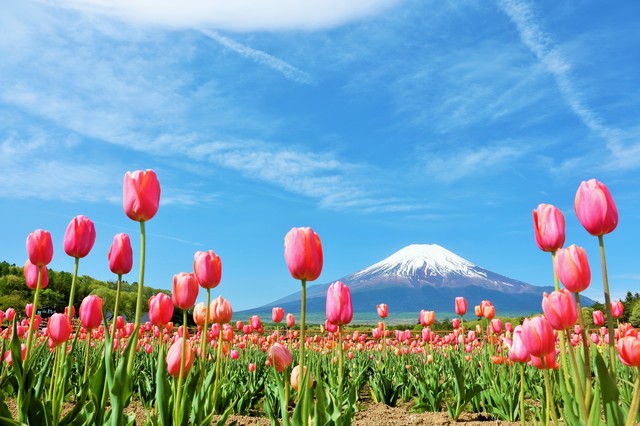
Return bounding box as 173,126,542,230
7,397,522,425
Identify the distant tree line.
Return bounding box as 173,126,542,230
0,260,170,320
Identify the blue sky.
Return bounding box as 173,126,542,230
1,0,639,312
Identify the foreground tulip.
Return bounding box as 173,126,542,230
574,179,618,236
123,170,161,222
284,227,323,282
210,296,233,324
47,314,73,345
617,336,640,367
63,215,96,259
377,304,388,319
521,316,555,358
108,233,133,275
290,365,313,390
24,260,48,290
268,343,293,373
148,293,174,327
79,295,103,329
326,281,353,326
272,307,285,323
26,229,54,267
504,325,530,363
555,245,591,293
455,297,468,316
542,290,578,331
193,250,222,289
167,337,194,377
533,204,565,252
172,272,199,310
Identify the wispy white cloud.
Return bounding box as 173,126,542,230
200,30,315,85
54,0,401,32
498,0,640,171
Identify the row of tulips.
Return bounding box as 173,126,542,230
0,172,638,426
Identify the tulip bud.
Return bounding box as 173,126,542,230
286,313,295,328
532,204,565,252
454,297,468,316
123,170,161,222
193,302,207,327
148,293,174,327
272,307,285,323
79,295,103,330
210,296,233,324
24,260,49,290
63,215,96,258
47,313,73,345
542,290,577,331
284,227,323,281
326,281,353,326
611,301,624,319
268,343,292,372
617,336,640,367
574,179,618,236
555,244,591,293
193,250,222,289
521,316,555,358
377,303,388,319
26,229,53,267
593,310,605,327
108,233,133,275
172,272,199,310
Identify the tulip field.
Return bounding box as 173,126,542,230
1,171,639,425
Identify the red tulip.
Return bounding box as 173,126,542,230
326,281,353,326
593,310,605,327
6,308,16,322
532,204,565,252
26,229,53,267
521,316,555,357
63,215,96,258
554,244,591,293
286,313,295,328
25,303,34,318
108,233,133,275
172,272,199,310
248,363,256,372
148,293,174,327
210,296,233,324
272,307,285,324
284,227,323,281
325,320,338,333
617,336,640,367
574,179,618,236
377,303,388,319
166,337,194,377
47,313,73,345
123,169,161,222
454,297,468,316
193,250,222,289
268,343,292,372
452,318,461,329
611,301,624,319
250,315,262,330
530,351,558,370
542,290,578,331
235,320,244,331
24,260,48,290
79,295,103,330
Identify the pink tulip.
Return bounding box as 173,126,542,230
504,325,530,363
521,316,555,357
148,293,174,327
574,179,618,236
542,290,577,331
25,303,34,318
47,313,73,345
63,215,96,258
286,313,295,328
593,310,605,327
250,315,262,330
377,304,388,319
555,244,591,293
26,229,53,267
532,204,565,252
483,305,496,320
272,307,285,323
420,310,435,327
284,227,323,281
230,350,239,360
210,296,233,324
452,318,461,329
290,365,313,390
325,320,338,333
617,336,640,367
24,260,48,290
248,363,256,372
530,350,558,370
326,281,353,326
166,337,194,377
79,295,103,330
611,301,624,319
108,233,133,275
172,272,199,310
193,303,207,327
0,310,4,326
235,320,243,331
268,343,292,372
123,170,161,222
505,322,514,333
455,297,468,316
491,318,502,334
6,308,16,322
193,250,222,289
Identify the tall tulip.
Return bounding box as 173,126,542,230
521,316,555,358
326,281,353,326
533,204,565,252
454,297,468,316
63,215,96,259
210,295,233,410
574,179,618,237
26,229,53,267
593,310,605,327
286,313,295,328
193,250,222,359
284,226,322,405
420,310,435,327
47,314,72,346
377,304,388,319
148,293,174,327
612,301,624,319
542,290,578,331
272,307,285,324
555,245,591,293
268,343,293,373
24,260,48,290
172,273,199,311
123,169,161,374
107,233,133,343
79,295,103,330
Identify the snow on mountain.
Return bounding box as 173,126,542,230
350,244,487,281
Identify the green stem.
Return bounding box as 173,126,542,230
211,323,224,412
24,266,43,364
338,325,344,404
564,330,588,421
626,370,640,426
575,293,592,405
520,363,525,426
551,251,559,291
67,257,80,319
598,235,617,376
542,362,558,426
200,289,211,366
175,309,188,422
128,220,146,375
110,274,122,346
299,279,307,393
82,333,92,386
382,320,387,361
48,345,60,400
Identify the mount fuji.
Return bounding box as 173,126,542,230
240,244,594,322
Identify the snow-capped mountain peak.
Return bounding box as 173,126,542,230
350,244,487,280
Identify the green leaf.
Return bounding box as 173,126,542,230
155,345,171,426
595,352,624,426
